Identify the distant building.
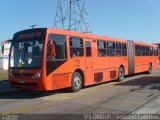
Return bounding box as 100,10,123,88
1,40,12,56
0,40,12,70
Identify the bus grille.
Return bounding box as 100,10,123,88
12,73,34,77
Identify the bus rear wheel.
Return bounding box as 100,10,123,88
117,67,124,82
71,72,82,92
148,64,152,74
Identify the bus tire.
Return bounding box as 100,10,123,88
71,72,82,92
148,64,152,74
117,67,125,82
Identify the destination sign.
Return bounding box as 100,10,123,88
16,32,42,39
13,28,47,40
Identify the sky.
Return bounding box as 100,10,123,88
0,0,160,47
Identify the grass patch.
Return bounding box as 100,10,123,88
0,70,8,81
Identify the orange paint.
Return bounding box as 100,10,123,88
9,28,159,91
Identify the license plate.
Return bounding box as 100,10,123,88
19,80,25,84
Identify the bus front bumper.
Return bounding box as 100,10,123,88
9,78,41,90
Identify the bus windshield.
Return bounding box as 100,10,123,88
10,39,43,69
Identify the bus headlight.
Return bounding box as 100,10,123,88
32,71,41,79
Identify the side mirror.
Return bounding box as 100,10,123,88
49,40,56,58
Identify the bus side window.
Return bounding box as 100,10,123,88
149,47,153,56
47,34,67,60
122,43,127,56
156,47,159,56
116,42,122,56
86,41,91,57
107,41,115,56
135,45,141,56
97,40,106,57
70,37,84,58
153,47,158,56
146,46,150,56
141,46,145,56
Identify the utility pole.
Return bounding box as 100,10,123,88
30,25,37,29
54,0,91,33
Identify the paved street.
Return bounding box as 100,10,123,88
0,70,160,120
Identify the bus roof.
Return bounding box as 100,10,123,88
13,28,158,47
47,28,127,43
134,41,158,47
47,28,157,46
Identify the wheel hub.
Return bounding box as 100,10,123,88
74,77,81,88
119,70,123,77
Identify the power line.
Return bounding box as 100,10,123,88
132,0,160,26
142,0,160,22
112,0,158,31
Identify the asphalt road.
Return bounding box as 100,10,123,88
0,70,160,120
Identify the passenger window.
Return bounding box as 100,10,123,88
153,47,158,56
86,41,91,57
107,41,115,56
47,34,67,60
149,47,153,56
135,45,141,56
146,46,150,56
116,42,122,56
141,46,146,56
122,43,127,56
70,37,84,58
97,40,106,57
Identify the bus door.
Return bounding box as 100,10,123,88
128,40,135,74
85,41,93,85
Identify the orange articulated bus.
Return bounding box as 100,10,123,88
9,28,159,92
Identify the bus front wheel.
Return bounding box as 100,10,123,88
117,67,125,82
71,72,82,92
